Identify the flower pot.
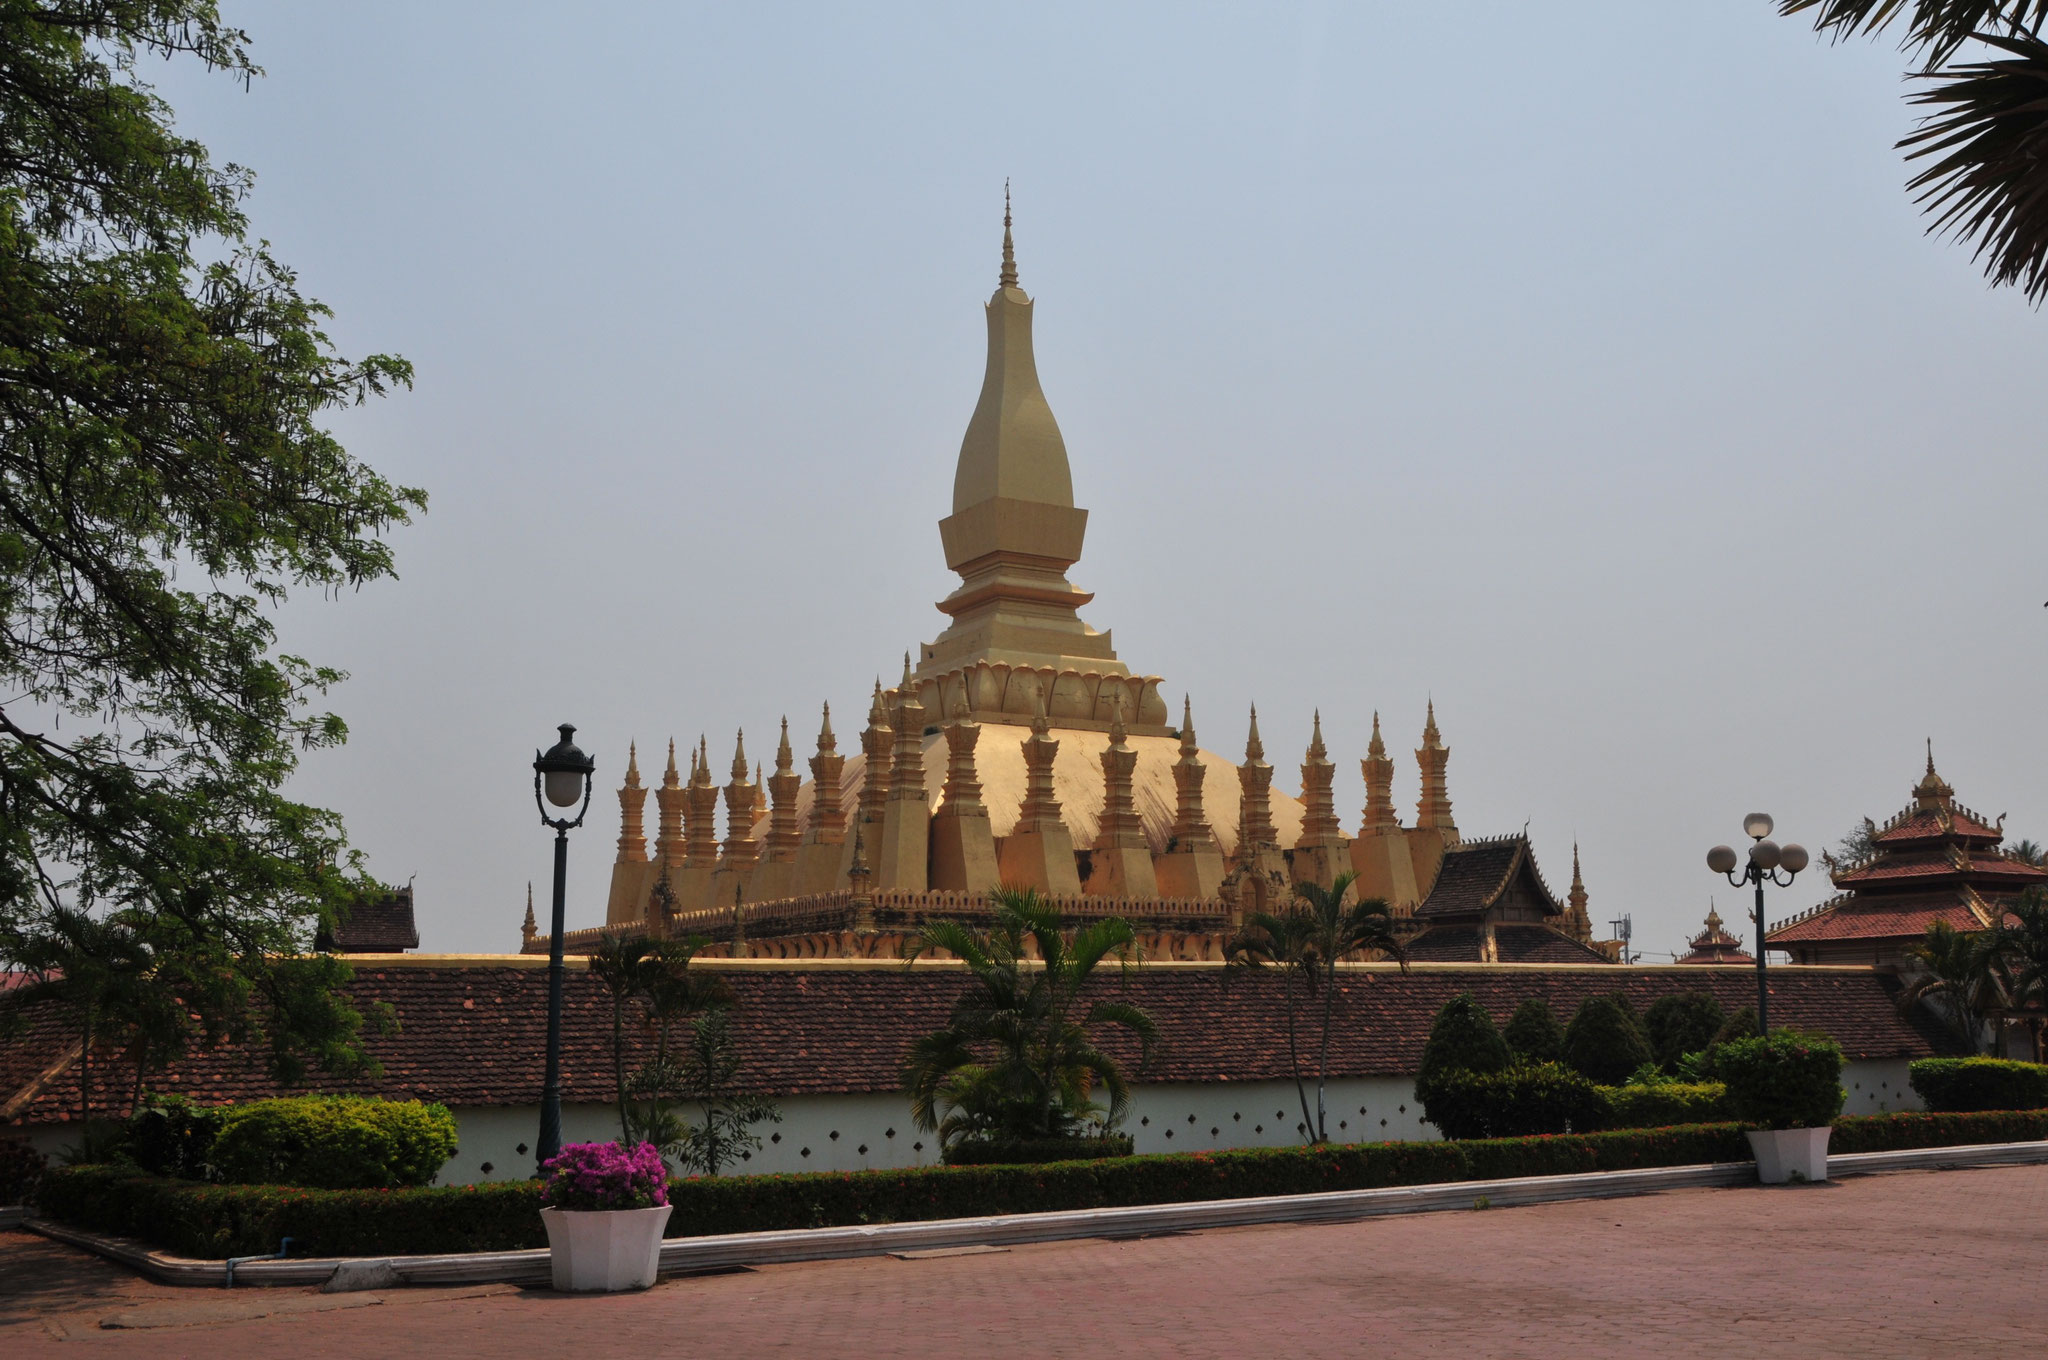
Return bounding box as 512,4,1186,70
540,1205,673,1292
1746,1127,1831,1185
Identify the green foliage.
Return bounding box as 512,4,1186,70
1641,992,1726,1073
904,888,1158,1149
1598,1082,1732,1129
50,1107,2047,1259
0,1,417,1087
1563,994,1653,1086
1908,1058,2048,1112
661,1008,782,1177
1415,993,1512,1096
1716,1032,1847,1130
942,1135,1134,1166
0,1136,46,1204
1226,870,1408,1143
1503,998,1565,1066
1712,1007,1759,1048
1900,920,2002,1051
207,1096,457,1189
1419,1062,1609,1139
122,1092,225,1179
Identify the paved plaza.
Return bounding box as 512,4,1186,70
3,1163,2043,1357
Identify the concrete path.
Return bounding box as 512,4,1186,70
5,1163,2044,1357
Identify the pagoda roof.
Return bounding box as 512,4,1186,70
1414,835,1562,921
1873,807,2004,845
1769,896,1989,945
1676,906,1753,964
1834,855,2048,889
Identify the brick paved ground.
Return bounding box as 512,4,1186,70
4,1165,2044,1357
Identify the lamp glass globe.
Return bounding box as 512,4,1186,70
1743,813,1775,841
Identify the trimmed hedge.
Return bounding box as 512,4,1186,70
38,1108,2048,1260
1563,993,1653,1085
1717,1033,1845,1130
944,1136,1135,1166
1420,1063,1608,1139
1908,1059,2048,1114
1503,999,1565,1066
1599,1082,1731,1130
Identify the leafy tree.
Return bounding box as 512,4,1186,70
903,888,1158,1150
1503,997,1565,1066
666,1007,781,1177
1712,1006,1759,1049
1988,885,2048,1056
1898,919,2002,1051
1829,818,1880,871
1781,2,2048,301
589,932,660,1142
1641,991,1727,1073
618,936,726,1160
1563,993,1653,1085
1226,870,1407,1143
1415,992,1512,1097
0,3,419,1084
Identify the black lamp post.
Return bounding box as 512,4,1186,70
533,723,595,1173
1706,813,1809,1036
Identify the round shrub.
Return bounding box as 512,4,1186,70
1563,994,1653,1086
1716,1032,1846,1130
1598,1082,1732,1130
1642,991,1726,1072
123,1094,227,1181
209,1096,459,1189
1712,1007,1758,1048
1909,1058,2048,1113
1416,992,1512,1096
1419,1063,1608,1140
943,1135,1135,1166
0,1137,46,1205
1503,998,1565,1066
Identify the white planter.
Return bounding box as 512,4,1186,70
1746,1127,1831,1185
540,1205,673,1292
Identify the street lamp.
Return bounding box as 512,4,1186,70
533,723,595,1172
1706,813,1809,1036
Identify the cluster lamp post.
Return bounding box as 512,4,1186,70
1706,813,1808,1036
533,723,595,1173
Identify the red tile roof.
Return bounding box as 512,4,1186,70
1769,900,1986,944
1874,810,2003,844
1,959,1962,1126
1835,857,2047,887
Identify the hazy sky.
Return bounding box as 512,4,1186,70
152,4,2047,958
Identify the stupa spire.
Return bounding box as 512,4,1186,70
1168,695,1217,853
1564,841,1592,944
1299,709,1341,848
1000,178,1017,289
1239,703,1276,853
1360,711,1399,834
807,700,847,846
654,737,686,868
616,739,649,864
1416,701,1455,835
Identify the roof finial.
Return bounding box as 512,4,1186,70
1926,736,1936,777
901,652,914,688
1000,179,1017,289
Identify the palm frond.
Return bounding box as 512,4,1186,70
1782,1,2048,64
1899,31,2048,304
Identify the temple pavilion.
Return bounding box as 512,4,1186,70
1768,748,2047,967
1674,904,1753,966
528,205,1608,966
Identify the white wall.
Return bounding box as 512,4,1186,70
11,1058,1928,1191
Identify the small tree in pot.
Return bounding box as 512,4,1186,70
1716,1032,1846,1185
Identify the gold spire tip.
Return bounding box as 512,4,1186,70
999,179,1018,290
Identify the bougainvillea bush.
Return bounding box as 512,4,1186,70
539,1142,669,1212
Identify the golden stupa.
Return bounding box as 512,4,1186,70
531,199,1604,965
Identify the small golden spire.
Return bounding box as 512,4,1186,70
730,728,748,781
521,882,537,943
1423,698,1443,748
663,737,680,788
776,716,794,773
625,740,642,788
869,677,887,725
1180,694,1197,756
901,652,914,687
1109,690,1128,745
1926,737,1937,778
1000,179,1017,290
1309,708,1327,760
1031,680,1051,737
1367,710,1386,759
1246,703,1264,761
818,700,835,749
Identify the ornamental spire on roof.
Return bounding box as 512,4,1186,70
1000,178,1017,289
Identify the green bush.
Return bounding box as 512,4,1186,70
1828,1109,2048,1153
1503,999,1565,1065
209,1096,459,1189
1416,992,1512,1095
1712,1007,1758,1048
1641,992,1725,1073
1563,993,1653,1085
1419,1063,1609,1139
1598,1082,1731,1130
124,1094,227,1181
943,1136,1134,1166
1716,1032,1846,1129
46,1107,2043,1260
1908,1058,2048,1113
1,1137,46,1204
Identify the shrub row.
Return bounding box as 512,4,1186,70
39,1108,2048,1260
943,1135,1135,1166
1420,1065,1730,1140
1908,1059,2048,1114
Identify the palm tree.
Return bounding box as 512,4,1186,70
1227,870,1408,1145
589,932,659,1142
1989,886,2048,1057
1781,3,2048,302
2008,839,2046,867
1898,919,2002,1051
902,888,1158,1149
